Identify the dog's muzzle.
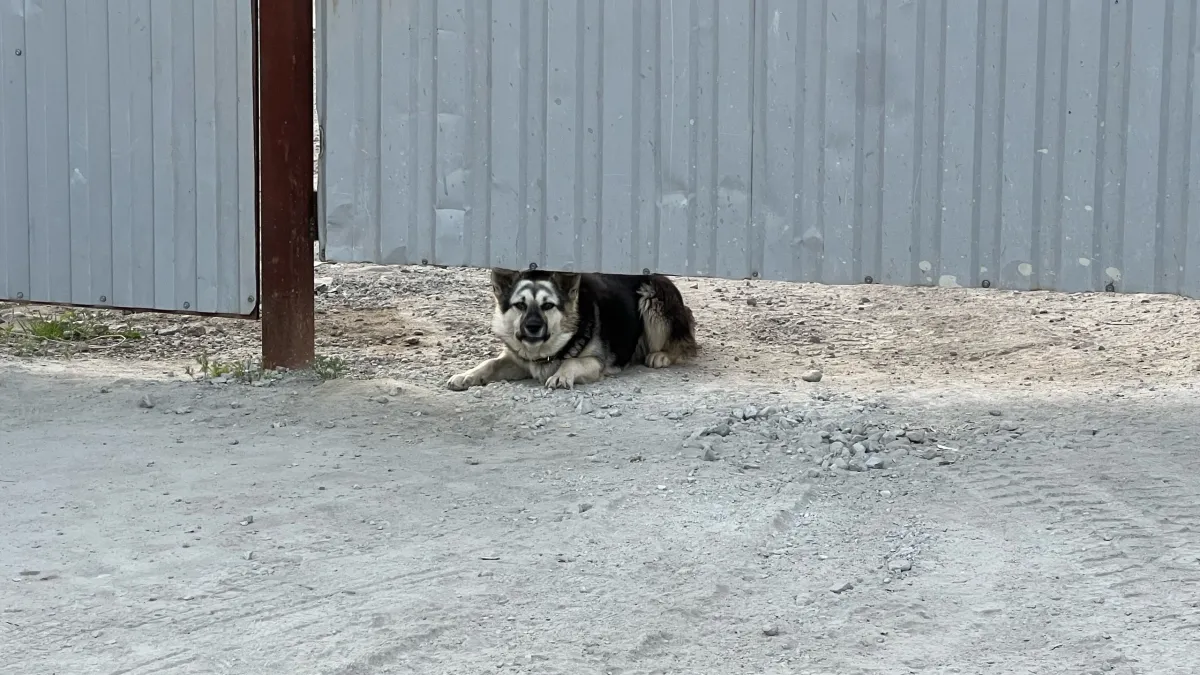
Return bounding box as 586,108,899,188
518,312,547,341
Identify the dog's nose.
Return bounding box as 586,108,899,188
522,314,545,334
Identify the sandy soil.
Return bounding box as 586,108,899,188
3,263,1200,674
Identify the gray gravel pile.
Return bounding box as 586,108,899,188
675,398,963,476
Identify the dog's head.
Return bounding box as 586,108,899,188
489,268,582,360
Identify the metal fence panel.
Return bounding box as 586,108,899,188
0,0,258,316
319,0,755,276
318,0,1200,299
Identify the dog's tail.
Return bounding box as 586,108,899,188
638,275,699,362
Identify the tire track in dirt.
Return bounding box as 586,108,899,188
2,561,471,672
951,445,1200,637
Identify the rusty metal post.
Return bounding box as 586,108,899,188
258,0,315,369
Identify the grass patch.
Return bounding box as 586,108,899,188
1,309,142,356
27,310,142,341
311,354,348,380
187,353,265,383
186,354,347,384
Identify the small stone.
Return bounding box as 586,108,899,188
156,326,179,336
702,446,720,462
375,395,390,404
99,386,111,394
846,459,867,472
184,325,207,337
404,336,421,346
879,489,893,498
762,624,779,637
887,559,913,573
1000,420,1020,432
801,370,823,383
706,423,731,437
743,405,759,419
746,297,758,307
314,277,333,293
578,503,593,513
239,516,254,526
230,401,242,409
137,395,156,409
864,455,885,470
799,431,824,447
831,457,849,471
988,409,1002,416
905,429,927,443
576,399,596,415
228,439,240,446
245,551,255,561
830,581,854,594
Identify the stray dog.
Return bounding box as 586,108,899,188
447,268,698,390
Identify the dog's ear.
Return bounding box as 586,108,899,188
552,272,582,304
490,268,520,301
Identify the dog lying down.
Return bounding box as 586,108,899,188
447,268,698,391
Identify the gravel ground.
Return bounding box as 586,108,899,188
4,261,1199,388
2,264,1200,674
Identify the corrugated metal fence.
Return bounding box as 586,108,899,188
0,0,258,316
319,0,1199,298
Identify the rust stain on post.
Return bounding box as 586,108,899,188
258,0,315,369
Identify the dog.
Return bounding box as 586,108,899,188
447,268,698,390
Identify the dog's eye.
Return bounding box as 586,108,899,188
512,301,527,311
540,303,555,312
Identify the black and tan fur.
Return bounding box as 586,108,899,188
447,268,698,390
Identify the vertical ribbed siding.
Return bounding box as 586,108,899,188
751,0,1199,295
0,0,257,315
320,0,755,277
319,0,1200,300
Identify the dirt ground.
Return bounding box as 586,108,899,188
3,263,1200,674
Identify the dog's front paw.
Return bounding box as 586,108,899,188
645,351,672,369
447,371,479,391
544,372,574,390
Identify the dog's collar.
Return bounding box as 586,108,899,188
544,308,595,363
